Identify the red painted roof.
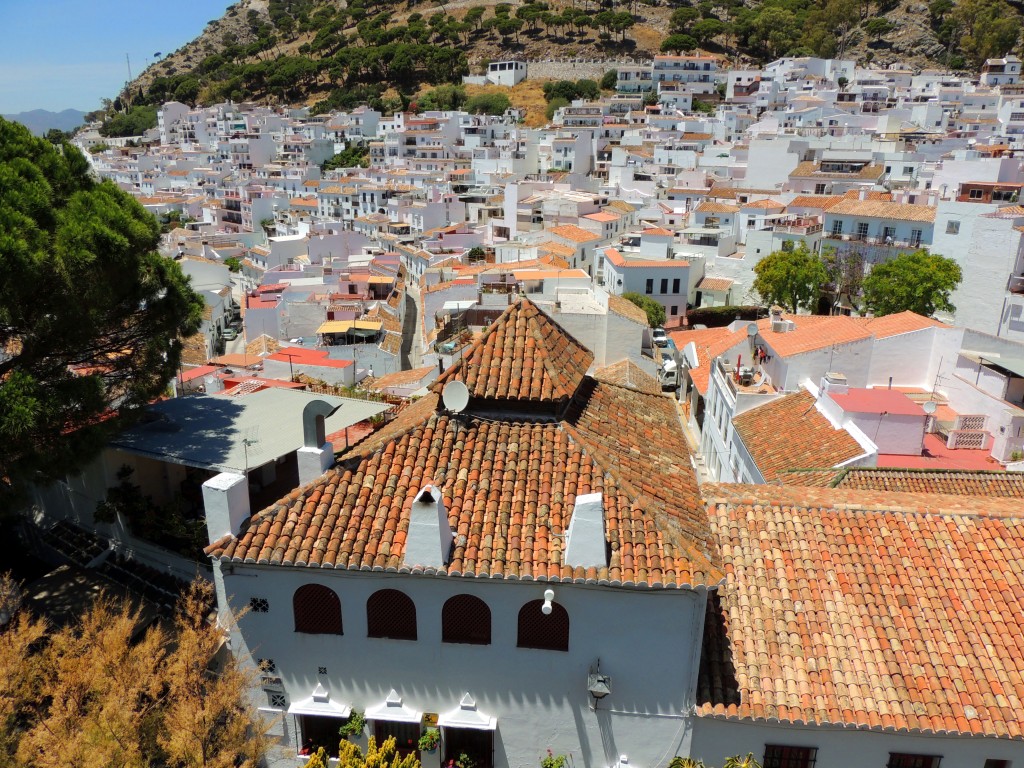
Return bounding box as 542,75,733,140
877,433,999,471
267,347,353,369
829,388,925,416
179,364,224,383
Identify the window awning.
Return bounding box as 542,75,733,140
288,683,352,718
317,319,383,334
438,693,497,731
365,689,422,724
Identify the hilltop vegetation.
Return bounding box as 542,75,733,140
101,0,1024,124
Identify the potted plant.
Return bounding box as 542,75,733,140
339,709,366,740
418,727,440,753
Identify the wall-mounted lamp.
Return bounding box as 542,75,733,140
541,588,555,615
588,659,612,710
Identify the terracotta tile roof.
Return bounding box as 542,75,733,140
698,483,1024,737
774,468,845,487
367,365,435,391
842,190,893,201
607,294,649,326
432,299,594,406
787,195,844,210
855,310,947,337
695,201,740,214
668,326,747,395
790,161,884,180
642,226,675,236
207,381,721,587
740,199,784,209
593,359,663,395
788,467,1024,496
696,276,733,292
758,314,872,357
731,390,866,481
826,198,936,222
547,224,603,244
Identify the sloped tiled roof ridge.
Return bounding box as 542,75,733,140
206,321,721,588
432,298,594,406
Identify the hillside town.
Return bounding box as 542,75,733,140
8,52,1024,768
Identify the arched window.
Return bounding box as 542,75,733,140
442,594,491,645
366,589,417,640
517,599,569,651
293,584,343,635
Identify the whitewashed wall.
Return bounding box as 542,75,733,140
691,716,1021,767
217,564,706,768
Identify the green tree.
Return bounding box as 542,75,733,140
864,17,895,37
662,34,698,53
752,243,828,314
323,143,370,170
949,0,1022,68
670,6,700,32
464,92,511,115
419,84,467,111
99,104,159,138
691,18,726,45
622,292,666,327
546,96,570,120
861,249,963,317
600,69,618,90
0,118,202,504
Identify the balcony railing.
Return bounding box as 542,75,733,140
825,232,922,248
773,222,823,235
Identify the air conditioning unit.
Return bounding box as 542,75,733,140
771,320,789,333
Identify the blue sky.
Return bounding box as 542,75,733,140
0,0,234,113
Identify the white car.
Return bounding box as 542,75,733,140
652,327,668,347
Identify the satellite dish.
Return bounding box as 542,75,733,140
923,400,937,415
746,322,759,338
442,380,469,413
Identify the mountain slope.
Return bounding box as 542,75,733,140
114,0,1019,113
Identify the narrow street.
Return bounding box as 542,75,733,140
401,280,423,371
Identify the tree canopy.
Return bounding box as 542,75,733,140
0,577,268,767
861,249,962,317
752,243,828,314
0,118,202,504
622,292,666,327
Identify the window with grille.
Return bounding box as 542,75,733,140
887,754,941,768
443,594,492,645
267,692,287,709
517,599,569,651
250,597,270,613
763,745,817,768
293,585,343,635
258,658,277,673
367,589,417,640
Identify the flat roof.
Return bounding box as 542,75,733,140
830,388,925,416
110,389,388,474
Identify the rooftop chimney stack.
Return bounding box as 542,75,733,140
404,484,453,569
564,492,607,569
203,472,251,542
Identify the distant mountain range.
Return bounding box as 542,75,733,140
2,109,87,136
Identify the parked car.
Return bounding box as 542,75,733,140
222,328,238,341
652,327,668,347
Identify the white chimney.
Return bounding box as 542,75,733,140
297,399,340,486
821,371,849,395
564,492,606,569
202,472,251,541
404,485,453,569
